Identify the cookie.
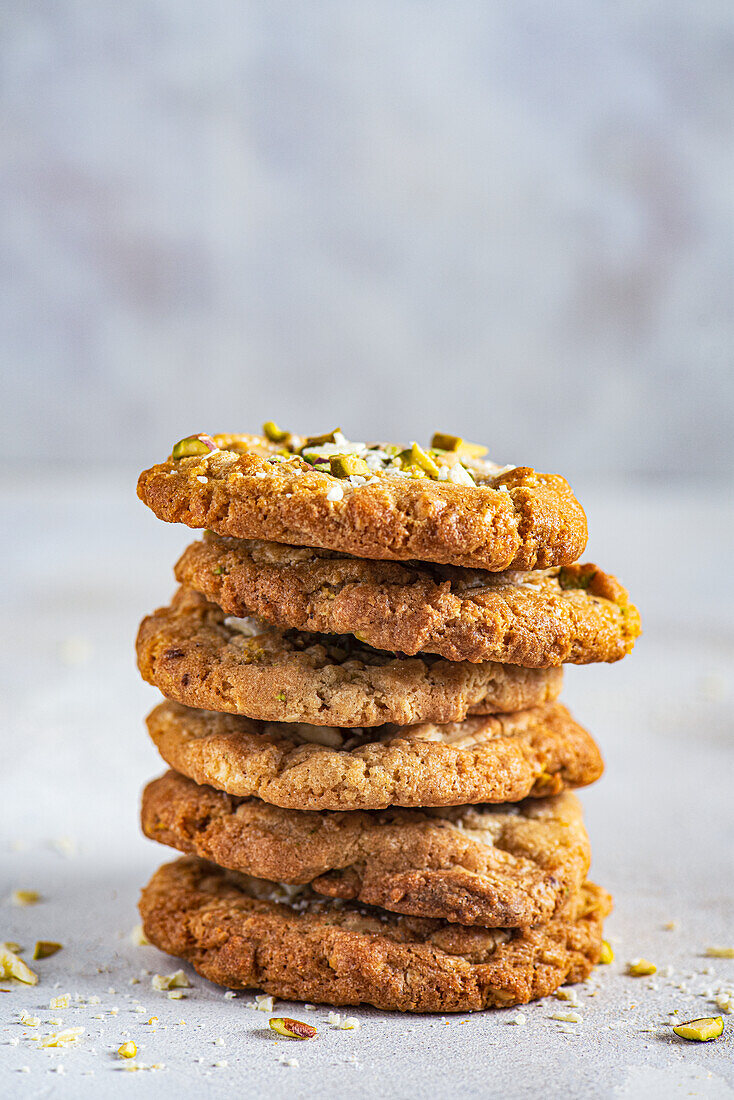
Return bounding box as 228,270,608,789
142,772,591,927
136,587,562,726
177,534,641,666
147,700,603,811
137,429,587,571
139,857,611,1012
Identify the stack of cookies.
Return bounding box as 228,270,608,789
134,427,640,1013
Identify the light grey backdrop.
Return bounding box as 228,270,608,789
3,1,733,477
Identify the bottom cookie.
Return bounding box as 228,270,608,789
139,857,611,1013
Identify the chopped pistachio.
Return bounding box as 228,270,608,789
303,429,341,449
2,942,22,954
599,941,614,964
269,1017,317,1040
11,889,40,907
628,959,656,977
672,1017,724,1042
171,434,218,459
262,421,290,444
705,946,734,958
329,454,371,478
211,565,227,575
431,432,463,451
118,1041,138,1059
405,442,440,477
0,947,38,985
431,432,488,458
33,941,62,960
275,691,287,702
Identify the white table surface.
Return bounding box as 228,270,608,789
2,473,733,1099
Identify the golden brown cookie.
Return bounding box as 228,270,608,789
142,772,591,927
147,700,603,811
177,534,641,666
139,857,611,1012
137,430,587,571
136,587,562,726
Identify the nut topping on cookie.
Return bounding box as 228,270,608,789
172,434,219,459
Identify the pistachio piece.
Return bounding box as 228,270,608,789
269,1017,318,1040
431,432,463,451
431,433,488,458
599,941,614,964
673,1017,724,1042
303,429,341,448
33,942,62,960
118,1041,138,1058
0,946,38,985
262,421,290,444
11,889,40,906
2,942,22,953
398,442,440,477
171,434,218,459
628,958,656,976
330,454,370,478
411,442,440,476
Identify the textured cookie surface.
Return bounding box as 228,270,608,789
142,773,591,927
137,431,587,571
178,534,641,666
139,857,611,1012
136,587,562,726
147,700,603,811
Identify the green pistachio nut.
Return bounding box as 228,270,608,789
431,432,463,451
431,433,488,459
262,421,290,444
406,442,440,477
172,434,217,459
330,454,371,478
303,429,341,449
673,1017,724,1042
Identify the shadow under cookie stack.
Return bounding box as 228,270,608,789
135,426,640,1013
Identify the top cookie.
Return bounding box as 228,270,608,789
137,428,588,571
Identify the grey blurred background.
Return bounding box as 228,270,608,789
3,1,733,479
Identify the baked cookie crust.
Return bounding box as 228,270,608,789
137,431,587,571
136,587,562,726
142,772,591,927
146,700,603,811
177,534,641,666
139,857,611,1012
